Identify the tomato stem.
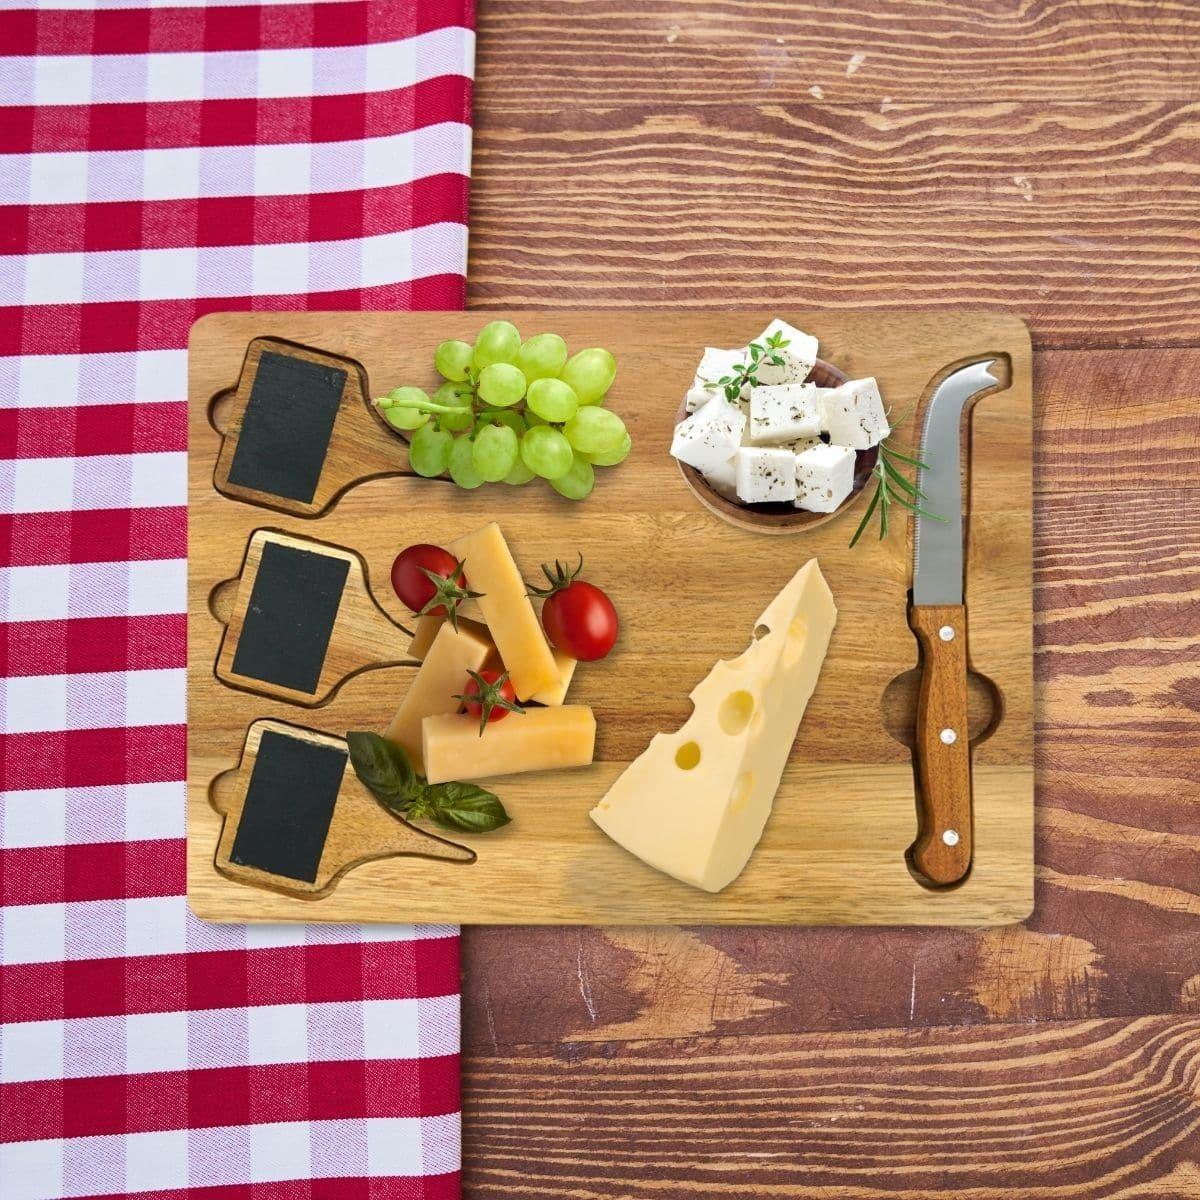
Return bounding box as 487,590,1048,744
455,669,526,737
527,554,585,599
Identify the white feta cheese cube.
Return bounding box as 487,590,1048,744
749,319,819,386
795,443,856,513
702,456,739,500
670,395,746,476
748,382,823,445
684,383,723,414
820,376,890,449
692,346,747,393
735,447,797,504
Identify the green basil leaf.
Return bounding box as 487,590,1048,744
346,731,419,813
423,782,511,833
404,794,437,822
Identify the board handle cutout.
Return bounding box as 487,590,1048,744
881,666,1001,750
208,577,240,625
208,388,237,434
209,766,238,815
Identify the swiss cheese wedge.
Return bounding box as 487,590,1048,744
590,560,836,893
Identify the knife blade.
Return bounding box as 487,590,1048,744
907,359,1002,886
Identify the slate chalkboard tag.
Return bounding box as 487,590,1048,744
210,719,475,899
212,337,412,517
214,528,414,706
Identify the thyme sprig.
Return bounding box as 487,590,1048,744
712,331,791,402
848,406,945,548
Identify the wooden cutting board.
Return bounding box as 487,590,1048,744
187,311,1033,925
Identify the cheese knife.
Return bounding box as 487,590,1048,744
908,359,1003,886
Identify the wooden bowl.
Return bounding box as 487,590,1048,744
674,358,878,535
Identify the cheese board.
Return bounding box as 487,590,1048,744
188,311,1033,925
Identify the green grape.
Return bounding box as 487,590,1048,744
382,406,429,432
408,422,452,477
433,381,474,432
526,378,579,424
563,406,627,455
471,423,519,483
549,453,595,501
472,320,521,371
523,409,549,428
516,333,568,382
560,347,616,405
480,408,526,436
477,362,526,408
448,434,485,489
502,456,537,485
379,387,430,432
434,339,474,381
584,431,631,467
520,425,574,480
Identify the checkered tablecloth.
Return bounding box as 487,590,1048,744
0,3,473,1196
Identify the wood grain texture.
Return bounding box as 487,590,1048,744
463,1018,1200,1199
470,14,1200,352
462,2,1200,1192
459,472,1200,1046
476,1,1200,105
187,310,1033,926
467,100,1200,348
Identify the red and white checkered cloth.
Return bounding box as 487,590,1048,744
0,3,473,1196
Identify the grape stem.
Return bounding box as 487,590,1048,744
374,396,472,417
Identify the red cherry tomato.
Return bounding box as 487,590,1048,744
391,544,462,615
462,668,517,724
541,580,618,661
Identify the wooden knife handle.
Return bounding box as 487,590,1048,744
908,603,973,885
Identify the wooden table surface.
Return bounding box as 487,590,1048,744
461,2,1200,1195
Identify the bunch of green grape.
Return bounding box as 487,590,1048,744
374,321,631,500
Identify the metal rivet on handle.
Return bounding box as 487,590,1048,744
939,625,955,642
940,728,957,745
942,829,960,847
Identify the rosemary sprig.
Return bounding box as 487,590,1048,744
710,331,790,402
848,407,946,548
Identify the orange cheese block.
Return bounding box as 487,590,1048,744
450,523,559,700
407,613,442,660
422,705,596,784
529,647,577,706
407,612,489,662
386,621,492,772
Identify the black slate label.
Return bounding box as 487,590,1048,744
231,540,350,694
230,729,347,883
227,350,346,503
